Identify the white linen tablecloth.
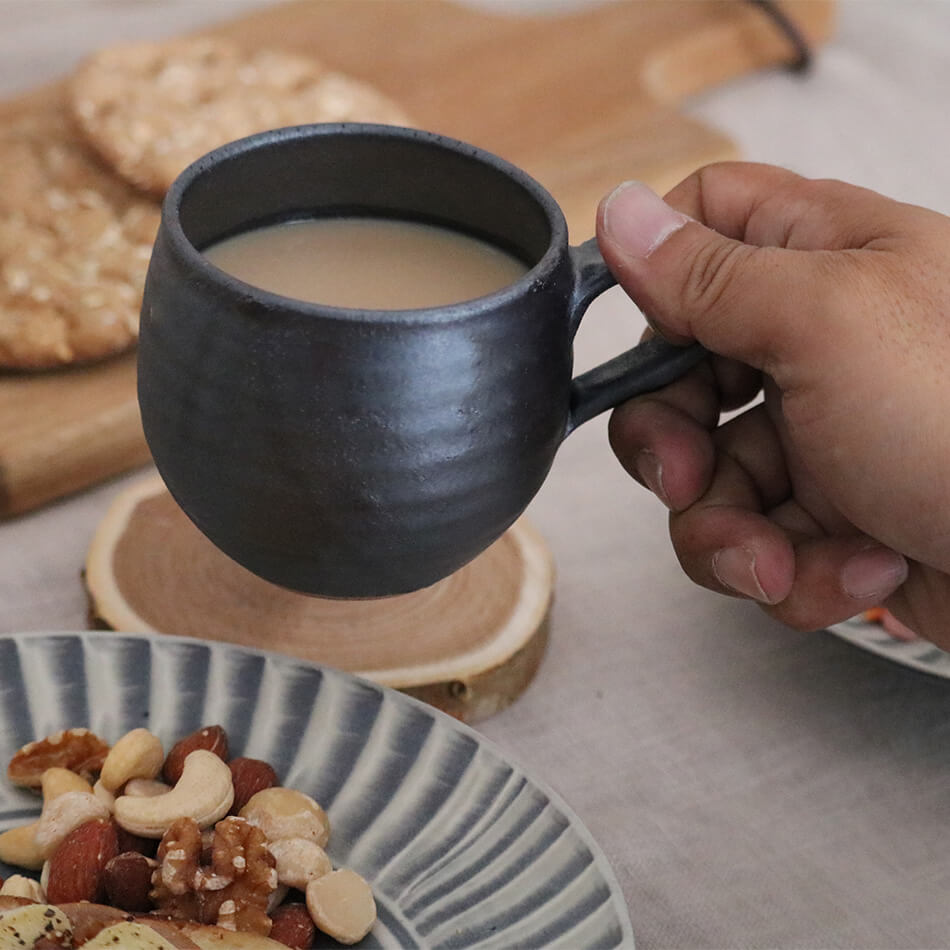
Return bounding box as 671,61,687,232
2,3,949,947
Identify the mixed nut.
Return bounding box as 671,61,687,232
0,724,376,947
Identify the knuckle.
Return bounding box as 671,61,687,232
681,238,750,318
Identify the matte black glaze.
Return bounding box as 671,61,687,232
138,124,704,598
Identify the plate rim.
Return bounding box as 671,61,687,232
0,629,636,948
827,617,950,679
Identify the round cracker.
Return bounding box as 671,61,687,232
0,106,160,370
69,37,413,196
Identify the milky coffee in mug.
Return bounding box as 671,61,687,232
204,217,529,310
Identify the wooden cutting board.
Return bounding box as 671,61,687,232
0,0,834,518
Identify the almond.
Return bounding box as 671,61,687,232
45,818,118,903
162,725,229,784
269,902,316,948
229,757,279,814
103,850,155,911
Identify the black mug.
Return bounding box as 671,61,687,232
138,123,704,598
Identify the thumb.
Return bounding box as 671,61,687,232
596,180,834,373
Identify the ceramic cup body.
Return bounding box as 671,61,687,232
138,124,702,597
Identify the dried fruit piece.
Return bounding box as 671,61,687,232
45,819,118,903
115,823,158,859
228,757,279,814
162,725,229,785
7,728,109,787
103,850,156,911
269,902,316,948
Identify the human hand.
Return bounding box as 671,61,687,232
596,163,950,647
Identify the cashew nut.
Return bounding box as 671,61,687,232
267,884,289,915
267,837,331,890
98,728,164,792
113,749,234,838
41,767,93,800
239,787,329,848
0,874,45,902
34,790,112,859
0,823,44,871
122,777,171,798
93,779,115,811
0,768,97,869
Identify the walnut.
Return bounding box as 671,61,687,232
152,815,277,935
202,816,277,935
151,816,203,921
7,728,109,787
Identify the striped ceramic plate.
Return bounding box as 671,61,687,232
828,617,950,678
0,631,634,949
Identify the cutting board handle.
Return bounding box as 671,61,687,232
565,237,706,434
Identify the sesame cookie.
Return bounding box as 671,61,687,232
0,105,160,369
69,37,412,197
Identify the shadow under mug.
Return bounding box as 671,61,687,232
138,123,704,598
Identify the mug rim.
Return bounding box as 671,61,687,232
160,122,569,323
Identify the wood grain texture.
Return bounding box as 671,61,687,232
85,476,555,722
0,0,835,519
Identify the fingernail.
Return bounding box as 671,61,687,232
841,545,908,600
601,181,689,258
635,450,669,507
712,546,773,603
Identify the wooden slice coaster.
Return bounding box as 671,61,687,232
84,474,554,722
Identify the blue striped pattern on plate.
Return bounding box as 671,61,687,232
0,631,634,949
828,617,950,678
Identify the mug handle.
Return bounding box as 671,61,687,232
565,237,707,435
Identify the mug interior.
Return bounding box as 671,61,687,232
170,123,562,282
